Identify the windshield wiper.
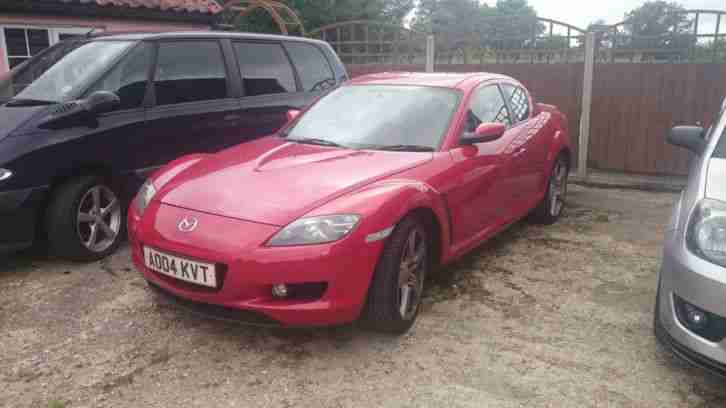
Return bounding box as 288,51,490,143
290,137,346,148
5,98,56,107
364,144,435,152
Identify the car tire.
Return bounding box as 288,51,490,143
529,154,569,225
45,175,124,262
363,215,429,334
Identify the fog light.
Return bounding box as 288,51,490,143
684,303,708,330
272,284,288,298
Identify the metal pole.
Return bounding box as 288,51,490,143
578,31,595,180
426,34,435,72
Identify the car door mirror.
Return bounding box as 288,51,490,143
668,126,705,154
461,122,506,145
83,91,120,115
286,109,301,124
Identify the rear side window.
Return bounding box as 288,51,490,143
233,42,296,96
85,42,152,110
284,42,335,92
154,41,228,105
465,85,511,133
500,84,530,123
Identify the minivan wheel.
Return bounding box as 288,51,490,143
363,216,428,334
45,175,123,261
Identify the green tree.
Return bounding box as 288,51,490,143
622,1,694,53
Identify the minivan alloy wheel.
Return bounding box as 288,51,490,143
76,185,121,253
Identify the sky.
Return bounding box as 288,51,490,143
525,0,726,28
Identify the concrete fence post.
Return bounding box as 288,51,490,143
426,35,435,72
578,31,596,180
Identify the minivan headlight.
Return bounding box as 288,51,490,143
267,214,360,246
0,168,12,181
687,198,726,267
135,179,156,216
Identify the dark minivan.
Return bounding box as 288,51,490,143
0,32,347,261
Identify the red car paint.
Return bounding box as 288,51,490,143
128,72,571,327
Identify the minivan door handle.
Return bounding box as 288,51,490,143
223,114,241,121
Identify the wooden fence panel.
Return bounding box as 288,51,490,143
590,64,726,175
346,63,584,168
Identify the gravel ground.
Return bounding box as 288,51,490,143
2,184,726,408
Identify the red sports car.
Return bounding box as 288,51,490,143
128,72,571,333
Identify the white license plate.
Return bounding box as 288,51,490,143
143,247,217,288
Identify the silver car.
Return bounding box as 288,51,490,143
655,97,726,376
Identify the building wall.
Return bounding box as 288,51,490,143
0,13,211,73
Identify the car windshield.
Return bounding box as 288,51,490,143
10,40,134,103
284,85,461,151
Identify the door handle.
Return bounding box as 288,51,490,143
224,114,241,121
513,147,527,158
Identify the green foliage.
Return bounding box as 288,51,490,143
623,1,692,37
411,0,542,51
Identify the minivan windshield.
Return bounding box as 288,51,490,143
11,40,134,104
284,85,461,151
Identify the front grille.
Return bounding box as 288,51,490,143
148,282,280,327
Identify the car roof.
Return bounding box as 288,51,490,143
84,31,329,47
347,72,517,91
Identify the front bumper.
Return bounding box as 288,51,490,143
656,229,726,376
0,186,48,252
128,201,385,327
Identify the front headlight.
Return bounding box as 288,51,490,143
0,168,12,181
135,179,157,216
267,214,360,246
687,198,726,266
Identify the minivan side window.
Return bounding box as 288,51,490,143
84,42,152,111
154,41,228,105
500,84,530,123
284,42,335,92
233,42,296,96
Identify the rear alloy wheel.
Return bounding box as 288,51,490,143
530,155,569,225
46,175,124,261
364,216,428,334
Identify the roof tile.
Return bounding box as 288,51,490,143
60,0,223,14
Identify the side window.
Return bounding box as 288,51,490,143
85,42,152,111
465,85,511,133
284,42,335,92
154,41,228,106
233,42,296,96
500,84,530,123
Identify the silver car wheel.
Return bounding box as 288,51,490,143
549,159,568,217
398,228,427,320
76,185,121,253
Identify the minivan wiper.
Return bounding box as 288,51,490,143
5,98,56,107
365,144,435,152
290,137,346,148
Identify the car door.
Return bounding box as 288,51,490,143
500,83,550,213
78,40,155,196
144,39,243,167
231,41,311,141
445,83,518,244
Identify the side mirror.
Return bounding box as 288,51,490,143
83,91,120,115
461,122,506,145
668,126,704,154
286,109,301,123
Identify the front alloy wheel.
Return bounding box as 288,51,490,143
46,175,125,261
76,185,121,253
364,216,429,334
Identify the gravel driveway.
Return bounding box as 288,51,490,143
2,185,725,408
